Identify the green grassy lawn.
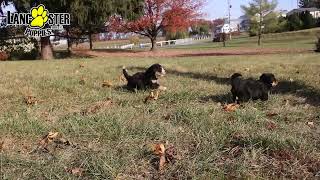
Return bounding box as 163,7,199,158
170,28,320,50
1,51,320,179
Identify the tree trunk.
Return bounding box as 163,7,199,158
258,8,262,46
89,33,93,50
66,28,72,54
150,37,157,51
258,17,262,46
40,36,53,60
222,33,226,47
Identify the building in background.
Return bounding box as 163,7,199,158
213,16,248,36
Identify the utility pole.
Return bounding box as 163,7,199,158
228,0,232,40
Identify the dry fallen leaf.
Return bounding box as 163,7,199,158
38,132,59,150
223,103,240,112
79,64,85,68
267,112,279,118
25,95,38,105
54,137,71,146
159,154,166,171
0,141,4,151
165,146,177,163
266,121,277,130
307,122,315,128
164,114,171,120
119,75,126,82
82,98,113,115
244,68,250,72
152,144,166,171
153,143,165,156
79,78,86,85
144,91,159,103
102,80,113,88
66,167,84,177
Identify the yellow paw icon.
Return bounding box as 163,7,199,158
30,5,49,28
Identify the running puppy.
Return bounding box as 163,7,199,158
230,73,278,103
123,64,167,91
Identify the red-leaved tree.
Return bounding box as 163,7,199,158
109,0,203,51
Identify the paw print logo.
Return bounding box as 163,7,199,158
30,5,49,28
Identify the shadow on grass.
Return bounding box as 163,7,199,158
92,49,138,53
54,50,94,59
200,93,233,104
126,66,230,85
272,80,320,106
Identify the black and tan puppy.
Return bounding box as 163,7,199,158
123,64,167,91
231,73,278,103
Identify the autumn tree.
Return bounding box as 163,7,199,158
241,0,277,46
190,19,212,36
109,0,203,51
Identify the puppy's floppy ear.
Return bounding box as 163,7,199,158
260,73,267,81
231,73,242,80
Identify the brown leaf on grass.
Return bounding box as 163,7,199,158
38,132,59,150
0,141,4,151
25,95,38,105
165,146,177,163
79,64,85,68
159,154,166,171
153,143,165,156
244,68,250,72
79,78,86,85
151,143,166,171
54,138,71,146
150,143,178,171
66,167,84,177
307,122,315,128
163,114,171,120
34,132,72,153
223,103,240,112
82,98,113,115
119,75,126,82
144,91,159,103
266,121,277,130
102,80,113,88
284,99,290,106
267,112,279,118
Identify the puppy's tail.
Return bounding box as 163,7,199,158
122,66,130,81
231,73,242,80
